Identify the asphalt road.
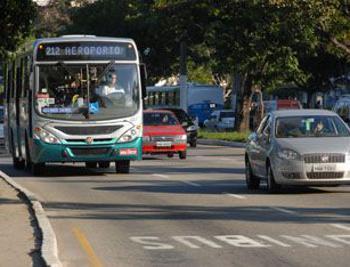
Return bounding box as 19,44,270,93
1,145,350,267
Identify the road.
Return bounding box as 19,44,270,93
1,145,350,267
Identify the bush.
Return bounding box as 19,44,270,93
198,129,250,142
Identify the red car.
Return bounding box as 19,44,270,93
143,110,187,159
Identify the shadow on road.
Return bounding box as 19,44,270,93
45,200,350,224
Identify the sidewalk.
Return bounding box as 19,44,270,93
0,174,42,266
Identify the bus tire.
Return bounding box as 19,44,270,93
85,162,98,168
98,161,110,168
12,140,25,169
25,135,32,170
31,162,45,176
190,141,197,148
179,151,187,159
115,160,130,173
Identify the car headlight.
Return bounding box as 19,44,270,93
187,125,197,131
142,135,150,142
277,148,300,160
119,125,141,143
174,134,187,142
33,127,60,144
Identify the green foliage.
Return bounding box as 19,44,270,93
198,129,250,143
0,0,36,58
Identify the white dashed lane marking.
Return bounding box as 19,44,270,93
224,192,246,200
152,173,202,187
270,207,297,215
330,224,350,231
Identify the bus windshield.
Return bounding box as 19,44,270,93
36,63,139,120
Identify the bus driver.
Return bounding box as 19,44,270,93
96,72,125,96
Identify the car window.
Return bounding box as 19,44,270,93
275,115,350,138
0,108,4,123
220,112,234,118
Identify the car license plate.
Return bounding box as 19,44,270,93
156,141,172,147
312,164,336,172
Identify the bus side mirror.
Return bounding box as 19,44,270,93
140,64,147,99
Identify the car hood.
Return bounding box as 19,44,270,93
276,137,350,154
144,125,185,136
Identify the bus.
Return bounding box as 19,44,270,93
3,35,146,175
145,83,224,126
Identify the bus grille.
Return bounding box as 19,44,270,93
70,147,110,156
55,125,122,135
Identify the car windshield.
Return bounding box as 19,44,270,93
275,115,350,138
144,112,179,126
36,63,139,121
169,109,192,124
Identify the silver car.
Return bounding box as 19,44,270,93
245,109,350,193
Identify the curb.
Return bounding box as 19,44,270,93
197,139,246,148
0,170,62,267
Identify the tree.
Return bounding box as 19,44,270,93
0,0,36,58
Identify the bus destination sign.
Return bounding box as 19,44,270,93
36,42,136,61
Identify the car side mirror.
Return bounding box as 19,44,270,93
248,132,258,142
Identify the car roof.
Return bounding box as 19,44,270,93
272,109,337,117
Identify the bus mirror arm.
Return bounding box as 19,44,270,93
140,64,147,99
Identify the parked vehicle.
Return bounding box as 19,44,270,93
203,110,235,131
0,106,4,146
161,108,198,147
333,96,350,124
245,109,350,193
143,110,187,159
145,83,224,126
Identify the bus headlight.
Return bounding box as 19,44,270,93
119,126,141,143
174,134,187,143
33,127,61,144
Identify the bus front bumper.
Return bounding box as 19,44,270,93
31,137,142,163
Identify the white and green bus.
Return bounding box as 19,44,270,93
3,35,146,175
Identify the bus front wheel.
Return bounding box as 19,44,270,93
115,160,130,174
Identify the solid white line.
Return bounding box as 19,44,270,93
330,224,350,231
270,207,297,215
224,192,246,199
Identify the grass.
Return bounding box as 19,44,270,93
198,129,250,142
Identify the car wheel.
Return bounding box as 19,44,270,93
266,164,281,194
85,162,98,168
190,140,197,148
98,161,110,168
245,159,260,190
115,160,130,173
31,162,45,176
179,151,187,159
167,153,174,158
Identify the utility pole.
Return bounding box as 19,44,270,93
179,41,188,112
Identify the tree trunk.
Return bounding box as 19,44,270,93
239,95,251,132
